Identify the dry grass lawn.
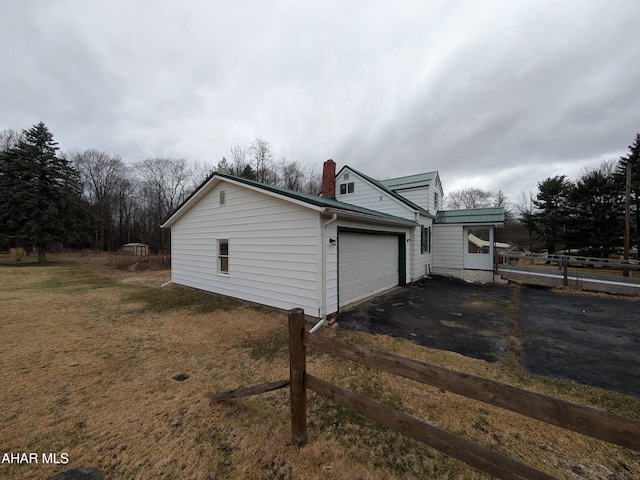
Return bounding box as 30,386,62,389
1,252,639,479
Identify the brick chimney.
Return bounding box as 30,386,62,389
322,159,336,199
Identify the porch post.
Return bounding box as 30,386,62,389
492,226,497,275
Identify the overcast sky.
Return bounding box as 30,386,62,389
2,0,639,203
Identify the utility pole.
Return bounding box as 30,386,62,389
624,162,631,277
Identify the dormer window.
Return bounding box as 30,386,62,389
340,182,355,194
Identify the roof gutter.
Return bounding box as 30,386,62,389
310,212,338,333
324,208,417,227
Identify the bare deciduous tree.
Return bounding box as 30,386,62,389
248,138,275,184
515,190,536,219
0,129,23,152
224,139,322,194
229,144,248,176
134,158,191,252
67,149,130,251
190,160,215,189
279,158,304,191
302,163,322,195
445,187,493,209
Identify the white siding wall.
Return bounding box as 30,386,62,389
394,187,430,212
170,182,321,314
432,224,464,278
412,214,434,281
391,181,443,213
335,170,415,220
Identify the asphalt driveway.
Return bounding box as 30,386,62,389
337,277,640,398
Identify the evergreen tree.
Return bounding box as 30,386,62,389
570,162,623,257
616,133,640,254
531,175,573,253
239,163,256,181
0,122,89,262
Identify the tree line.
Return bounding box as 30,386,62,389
445,133,640,257
2,122,638,261
0,123,321,261
520,144,639,256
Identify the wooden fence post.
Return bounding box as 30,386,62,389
288,308,308,445
563,257,568,286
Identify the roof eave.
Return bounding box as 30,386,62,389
161,174,328,228
161,175,220,228
325,208,418,227
435,220,505,226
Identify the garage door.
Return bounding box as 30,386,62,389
339,231,401,308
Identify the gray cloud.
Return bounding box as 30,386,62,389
1,0,639,202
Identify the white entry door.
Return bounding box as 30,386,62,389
339,232,400,308
463,227,493,270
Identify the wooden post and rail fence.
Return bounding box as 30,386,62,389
497,253,640,294
499,252,640,272
209,308,640,480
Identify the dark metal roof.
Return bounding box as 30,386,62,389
162,172,417,228
434,207,505,224
379,171,438,190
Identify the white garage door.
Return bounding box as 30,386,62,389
339,232,400,308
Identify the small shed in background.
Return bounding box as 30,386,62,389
122,243,148,256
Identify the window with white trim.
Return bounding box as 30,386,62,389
340,182,355,194
218,239,229,274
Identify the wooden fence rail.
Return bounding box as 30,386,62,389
302,327,640,450
306,374,556,480
499,252,640,270
207,380,289,403
290,308,640,479
210,308,640,479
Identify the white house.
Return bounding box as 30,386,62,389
161,160,504,319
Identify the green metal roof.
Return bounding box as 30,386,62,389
379,171,438,190
337,166,431,216
434,207,505,225
162,171,417,227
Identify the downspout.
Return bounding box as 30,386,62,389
310,213,338,333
